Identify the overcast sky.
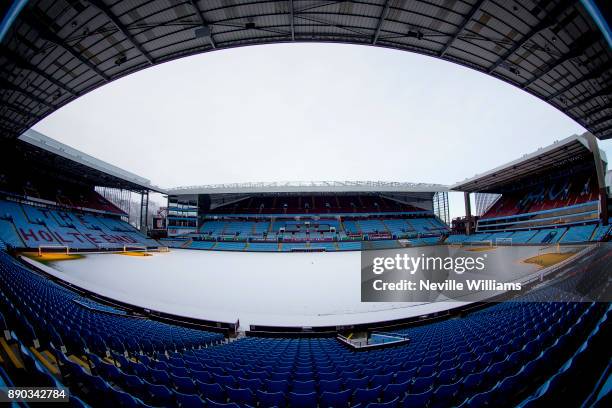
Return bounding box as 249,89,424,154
33,43,610,218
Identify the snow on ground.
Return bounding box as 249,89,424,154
29,246,545,329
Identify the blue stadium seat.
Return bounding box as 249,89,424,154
205,399,242,408
345,377,369,390
394,369,416,384
366,398,399,408
320,379,343,393
410,375,435,393
150,369,171,386
122,375,146,400
226,386,256,405
400,389,433,408
289,391,317,408
197,381,226,402
417,364,436,377
98,361,122,384
174,391,205,408
462,370,487,396
172,375,196,394
170,365,189,377
113,388,142,408
128,362,149,379
256,390,286,408
266,379,290,393
144,383,173,406
292,379,316,393
320,389,351,407
437,367,459,384
371,373,393,389
464,388,496,407
353,386,382,405
212,373,236,388
382,380,410,402
431,381,461,408
238,377,263,393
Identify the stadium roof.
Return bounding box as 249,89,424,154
15,129,165,192
451,132,607,193
1,0,611,140
167,181,448,195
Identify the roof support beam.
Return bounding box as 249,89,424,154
1,101,40,119
89,0,154,64
1,46,76,95
0,124,19,135
43,34,110,81
565,83,612,110
294,15,371,39
372,0,391,45
188,0,216,49
589,116,612,128
21,15,109,81
582,104,611,119
295,1,346,14
0,78,55,108
600,134,612,140
547,61,612,101
487,0,573,74
521,32,598,89
0,115,26,128
595,123,612,135
439,0,486,57
289,0,295,41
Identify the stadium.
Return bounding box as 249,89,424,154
0,1,611,408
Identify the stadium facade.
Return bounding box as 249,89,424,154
0,129,162,251
451,132,611,245
164,182,451,252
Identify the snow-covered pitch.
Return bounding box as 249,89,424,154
32,246,546,329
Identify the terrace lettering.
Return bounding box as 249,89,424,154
18,228,137,244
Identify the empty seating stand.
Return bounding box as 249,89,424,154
187,214,449,251
248,242,280,252
591,224,611,242
445,234,469,244
560,225,597,243
0,246,608,407
528,228,567,244
190,241,216,250
337,241,363,251
0,199,158,250
509,230,538,244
